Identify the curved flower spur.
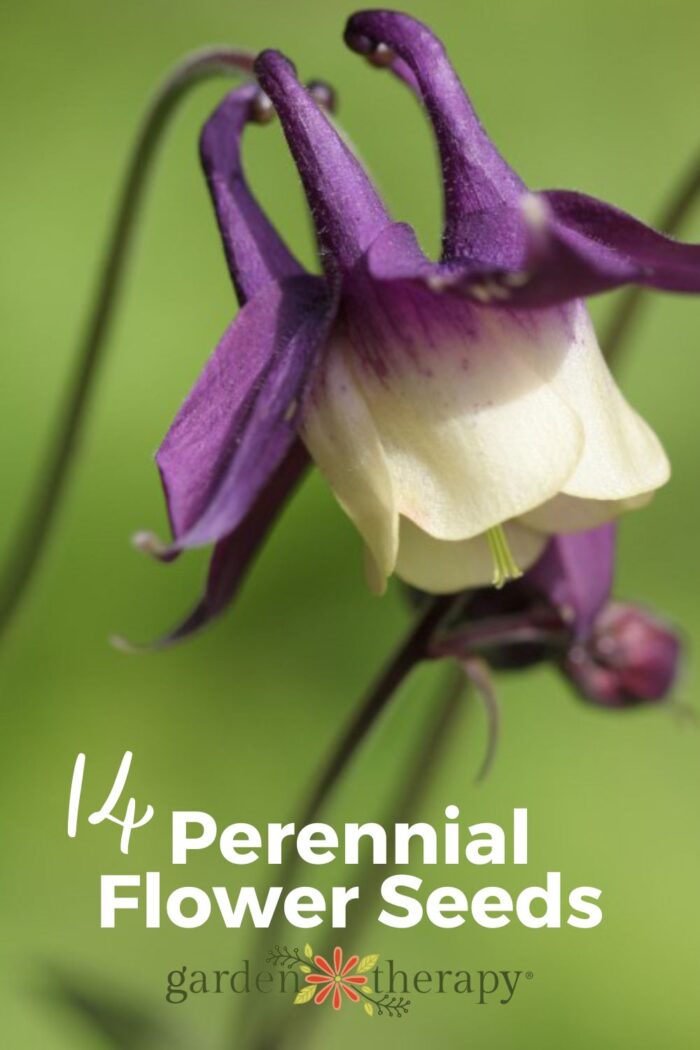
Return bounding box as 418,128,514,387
137,9,700,645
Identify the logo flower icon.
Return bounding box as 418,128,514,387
268,943,409,1018
305,947,369,1010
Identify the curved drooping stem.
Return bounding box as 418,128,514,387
249,665,467,1050
293,594,455,830
0,47,255,639
232,594,455,1047
604,145,700,367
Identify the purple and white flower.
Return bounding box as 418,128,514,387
140,11,700,643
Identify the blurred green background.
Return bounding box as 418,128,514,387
1,0,699,1046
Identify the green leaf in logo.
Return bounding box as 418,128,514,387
357,954,379,974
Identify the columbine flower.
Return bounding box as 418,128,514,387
138,10,700,643
305,948,368,1009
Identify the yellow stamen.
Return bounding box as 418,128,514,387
486,525,523,589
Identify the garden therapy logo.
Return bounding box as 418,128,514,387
268,944,410,1018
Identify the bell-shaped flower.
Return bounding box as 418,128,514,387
139,12,700,643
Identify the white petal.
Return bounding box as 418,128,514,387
303,284,585,555
301,346,398,591
394,517,547,593
520,491,653,534
528,303,670,501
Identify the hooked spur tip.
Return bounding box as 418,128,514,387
131,530,173,561
109,632,169,655
254,49,298,87
368,42,396,67
344,18,395,67
255,54,337,116
344,25,375,55
109,633,141,655
306,79,338,114
248,87,275,124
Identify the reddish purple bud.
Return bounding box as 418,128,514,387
563,603,681,707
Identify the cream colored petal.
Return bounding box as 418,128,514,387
351,309,586,541
301,344,398,590
520,490,653,534
528,303,670,501
394,517,547,594
304,287,586,555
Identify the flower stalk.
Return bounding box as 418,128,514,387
293,593,456,831
0,46,256,639
242,662,466,1050
233,594,455,1047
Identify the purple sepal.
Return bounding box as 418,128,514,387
200,85,304,303
138,83,339,645
525,525,616,641
155,274,335,555
443,191,700,308
540,190,700,296
144,441,309,648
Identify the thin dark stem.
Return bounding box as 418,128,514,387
0,47,255,639
294,594,455,830
248,664,467,1050
233,594,455,1048
378,664,467,824
604,145,700,368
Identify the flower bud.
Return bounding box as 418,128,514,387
563,603,681,707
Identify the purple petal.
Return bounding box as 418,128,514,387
365,222,432,279
254,50,392,270
366,220,482,283
344,10,525,266
200,84,304,304
138,441,309,648
155,275,336,554
525,524,616,640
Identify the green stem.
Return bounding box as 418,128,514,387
0,47,254,639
